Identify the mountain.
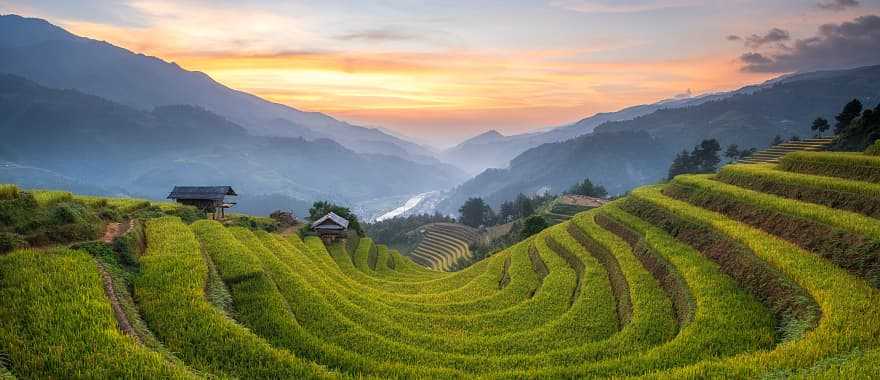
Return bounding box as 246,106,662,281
0,14,438,163
438,64,880,214
0,74,467,214
439,69,834,175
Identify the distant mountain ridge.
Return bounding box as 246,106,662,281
0,74,467,215
0,14,438,163
439,68,848,174
438,64,880,214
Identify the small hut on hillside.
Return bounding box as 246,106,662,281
311,212,349,243
167,186,237,219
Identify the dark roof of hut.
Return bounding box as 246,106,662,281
167,186,237,201
311,212,350,229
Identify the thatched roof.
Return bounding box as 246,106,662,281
167,186,237,201
311,212,349,229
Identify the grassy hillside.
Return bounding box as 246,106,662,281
1,149,880,378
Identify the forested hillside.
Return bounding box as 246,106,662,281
440,65,880,213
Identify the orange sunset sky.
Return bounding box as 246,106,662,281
3,0,878,145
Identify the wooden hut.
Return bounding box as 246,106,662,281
311,212,349,243
167,186,237,219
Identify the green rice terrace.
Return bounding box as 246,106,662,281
2,148,880,379
407,223,480,271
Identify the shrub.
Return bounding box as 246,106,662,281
0,232,26,253
867,140,880,156
30,190,72,206
0,184,19,200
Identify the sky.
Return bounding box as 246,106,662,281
2,0,880,146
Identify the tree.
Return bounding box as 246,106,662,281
499,200,516,222
667,149,694,180
521,215,548,239
830,102,880,151
835,99,863,134
692,139,722,173
308,201,363,236
724,144,756,162
771,135,784,146
811,117,830,137
567,178,608,198
514,193,535,219
667,139,722,179
458,198,493,228
724,144,741,161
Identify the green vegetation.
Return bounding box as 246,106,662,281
830,99,880,151
458,197,494,228
520,215,548,239
137,217,331,379
779,151,880,182
0,248,195,378
566,178,608,197
2,147,880,378
667,139,722,179
867,139,880,156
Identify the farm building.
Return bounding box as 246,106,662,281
167,186,237,219
311,212,349,242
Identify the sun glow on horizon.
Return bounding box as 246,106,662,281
8,0,875,145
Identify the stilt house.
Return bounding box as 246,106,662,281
311,212,349,242
167,186,237,219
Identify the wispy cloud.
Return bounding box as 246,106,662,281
817,0,860,11
743,28,791,48
549,0,701,14
334,27,422,42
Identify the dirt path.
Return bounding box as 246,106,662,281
96,219,140,342
96,262,141,343
101,219,131,243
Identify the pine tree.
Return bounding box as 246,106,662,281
835,99,863,134
811,117,830,137
667,150,693,180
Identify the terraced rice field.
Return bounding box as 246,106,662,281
543,195,608,225
407,223,479,271
738,137,834,164
2,149,880,378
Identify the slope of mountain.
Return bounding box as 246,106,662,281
4,147,880,378
439,64,880,214
439,67,859,175
0,14,437,162
0,74,466,213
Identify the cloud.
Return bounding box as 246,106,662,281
817,0,860,11
549,0,700,14
743,27,791,48
740,52,773,66
334,28,421,42
740,15,880,73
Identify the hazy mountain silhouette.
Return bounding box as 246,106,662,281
0,14,437,163
439,67,859,175
439,64,880,214
0,74,466,214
